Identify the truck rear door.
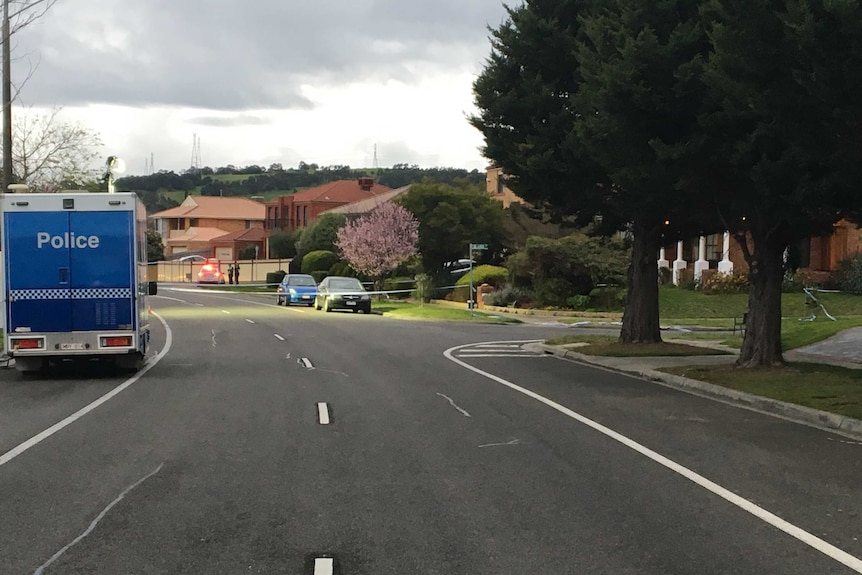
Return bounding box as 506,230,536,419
69,210,134,332
5,211,74,333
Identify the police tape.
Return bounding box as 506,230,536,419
154,283,464,297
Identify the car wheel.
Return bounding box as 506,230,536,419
324,297,332,313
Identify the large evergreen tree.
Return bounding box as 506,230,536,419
697,0,862,366
472,0,715,343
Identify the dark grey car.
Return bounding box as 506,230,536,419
314,276,371,313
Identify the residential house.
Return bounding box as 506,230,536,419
210,227,269,262
663,221,862,285
320,185,412,221
264,177,392,232
150,195,266,258
485,165,525,208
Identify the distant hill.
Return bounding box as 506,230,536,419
118,163,485,214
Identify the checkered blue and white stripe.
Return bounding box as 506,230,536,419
10,288,132,301
9,289,68,301
72,288,132,299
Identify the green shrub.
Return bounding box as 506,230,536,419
310,270,328,284
701,270,748,294
588,286,626,310
454,264,509,288
302,250,338,274
833,253,862,294
506,234,630,306
484,285,531,307
328,261,355,277
566,295,591,310
238,245,257,260
265,270,286,286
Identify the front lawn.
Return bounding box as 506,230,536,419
374,301,521,323
545,334,731,356
661,363,862,420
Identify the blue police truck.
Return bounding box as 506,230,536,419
1,191,156,373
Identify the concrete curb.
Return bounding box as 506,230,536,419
529,343,862,441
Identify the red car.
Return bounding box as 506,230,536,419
197,259,226,284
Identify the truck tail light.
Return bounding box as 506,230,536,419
12,338,44,350
101,336,133,347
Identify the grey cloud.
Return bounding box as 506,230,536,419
187,114,274,127
14,0,507,111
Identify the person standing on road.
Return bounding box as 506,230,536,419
234,261,241,284
227,264,235,284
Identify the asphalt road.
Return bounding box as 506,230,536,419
0,288,860,574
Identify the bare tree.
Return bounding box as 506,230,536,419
12,107,102,191
6,0,56,34
2,0,59,190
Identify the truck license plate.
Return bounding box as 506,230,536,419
59,343,85,350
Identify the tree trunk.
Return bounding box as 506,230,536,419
620,222,662,343
737,233,785,367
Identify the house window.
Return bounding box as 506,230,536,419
245,220,251,229
706,234,722,262
296,206,301,227
794,238,811,269
189,218,199,227
303,206,308,227
496,174,505,196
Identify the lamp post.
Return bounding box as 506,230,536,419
104,156,126,193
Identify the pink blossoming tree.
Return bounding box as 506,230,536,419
335,202,419,292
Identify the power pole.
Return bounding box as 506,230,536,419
2,0,13,192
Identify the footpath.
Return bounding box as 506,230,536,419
480,306,862,440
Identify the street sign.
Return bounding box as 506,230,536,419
470,243,488,250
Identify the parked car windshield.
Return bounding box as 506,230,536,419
329,278,364,291
286,276,316,287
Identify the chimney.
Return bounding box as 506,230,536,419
358,177,374,192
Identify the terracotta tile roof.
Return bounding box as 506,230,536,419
165,227,230,245
286,180,392,204
151,195,266,220
212,227,270,242
322,185,411,216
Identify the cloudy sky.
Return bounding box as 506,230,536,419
12,0,510,175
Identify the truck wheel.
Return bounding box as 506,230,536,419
116,353,145,372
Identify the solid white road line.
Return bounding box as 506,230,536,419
221,310,231,314
274,334,285,341
0,312,173,468
246,319,255,324
167,289,307,312
314,557,334,575
300,358,314,369
317,403,330,425
443,340,862,574
150,295,189,304
456,353,546,358
33,462,165,575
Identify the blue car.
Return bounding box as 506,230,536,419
276,273,318,306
